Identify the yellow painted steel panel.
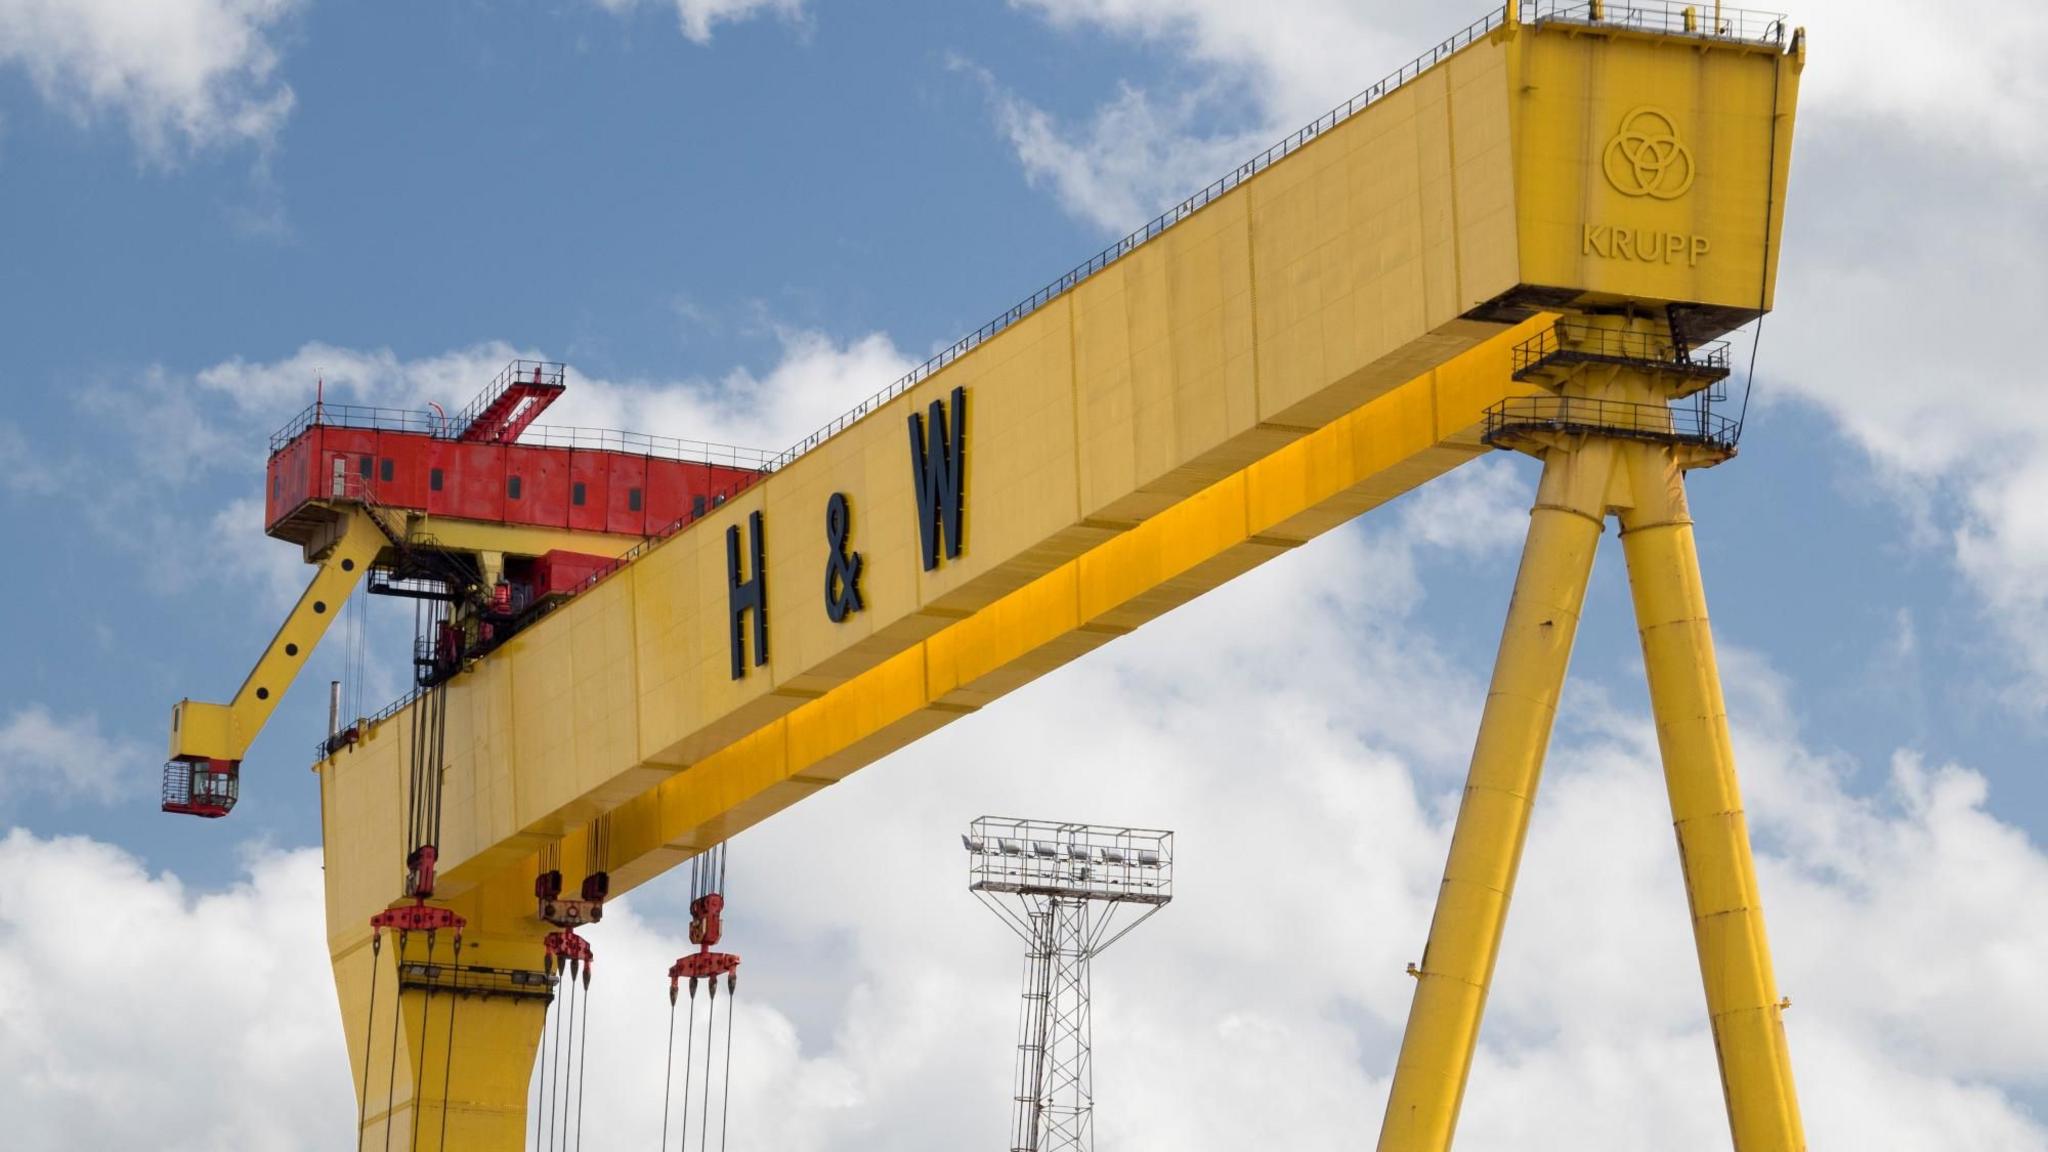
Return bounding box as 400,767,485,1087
1512,26,1801,321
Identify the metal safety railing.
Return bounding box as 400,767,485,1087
270,402,441,450
1512,322,1733,382
1520,1,1792,45
268,399,773,470
1483,395,1740,451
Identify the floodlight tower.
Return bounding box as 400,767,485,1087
965,817,1173,1152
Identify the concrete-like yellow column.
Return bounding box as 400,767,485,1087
339,919,553,1150
1376,437,1617,1152
1617,442,1806,1152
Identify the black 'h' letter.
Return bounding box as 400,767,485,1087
727,510,767,679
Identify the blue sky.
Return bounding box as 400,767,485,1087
1,2,2043,1149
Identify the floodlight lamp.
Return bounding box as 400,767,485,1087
1101,847,1127,864
1033,841,1057,858
962,834,985,852
1137,850,1161,866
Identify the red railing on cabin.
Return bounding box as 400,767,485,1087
262,361,774,540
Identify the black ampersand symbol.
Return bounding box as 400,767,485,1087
823,491,864,622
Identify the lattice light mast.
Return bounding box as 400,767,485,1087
965,818,1172,1152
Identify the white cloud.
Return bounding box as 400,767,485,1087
195,339,526,418
0,831,352,1150
1394,454,1531,556
590,0,803,44
0,705,146,806
1789,0,2048,173
548,329,917,454
193,328,916,463
970,68,1266,235
0,0,301,159
212,495,306,611
0,419,60,496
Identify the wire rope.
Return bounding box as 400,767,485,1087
410,933,436,1152
355,932,381,1152
575,972,591,1151
698,990,717,1152
677,988,699,1151
1736,38,1786,439
554,970,578,1152
382,932,407,1152
559,972,579,1152
660,996,679,1152
540,976,562,1152
718,980,736,1152
438,937,461,1152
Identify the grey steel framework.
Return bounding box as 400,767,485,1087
965,818,1173,1152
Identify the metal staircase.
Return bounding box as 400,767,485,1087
454,359,565,443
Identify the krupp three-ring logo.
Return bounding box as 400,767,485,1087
1602,106,1695,199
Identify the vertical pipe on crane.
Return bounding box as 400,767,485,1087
1375,438,1616,1152
1616,444,1805,1152
330,680,343,746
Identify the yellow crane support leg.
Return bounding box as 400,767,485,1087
1379,412,1807,1151
1617,444,1806,1151
340,907,553,1149
1377,436,1618,1151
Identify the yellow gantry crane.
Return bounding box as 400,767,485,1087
167,4,1806,1147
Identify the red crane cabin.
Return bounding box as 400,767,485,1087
263,361,770,597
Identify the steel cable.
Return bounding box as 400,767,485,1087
438,937,460,1152
718,980,736,1152
699,989,717,1152
575,971,591,1151
660,997,679,1151
558,970,581,1152
1737,38,1785,439
383,931,407,1152
677,987,698,1151
559,971,579,1152
540,976,561,1152
355,932,381,1152
410,933,438,1152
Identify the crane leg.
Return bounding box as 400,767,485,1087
339,922,553,1151
1375,436,1618,1152
1616,441,1806,1151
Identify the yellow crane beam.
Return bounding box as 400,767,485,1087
232,8,1806,1146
